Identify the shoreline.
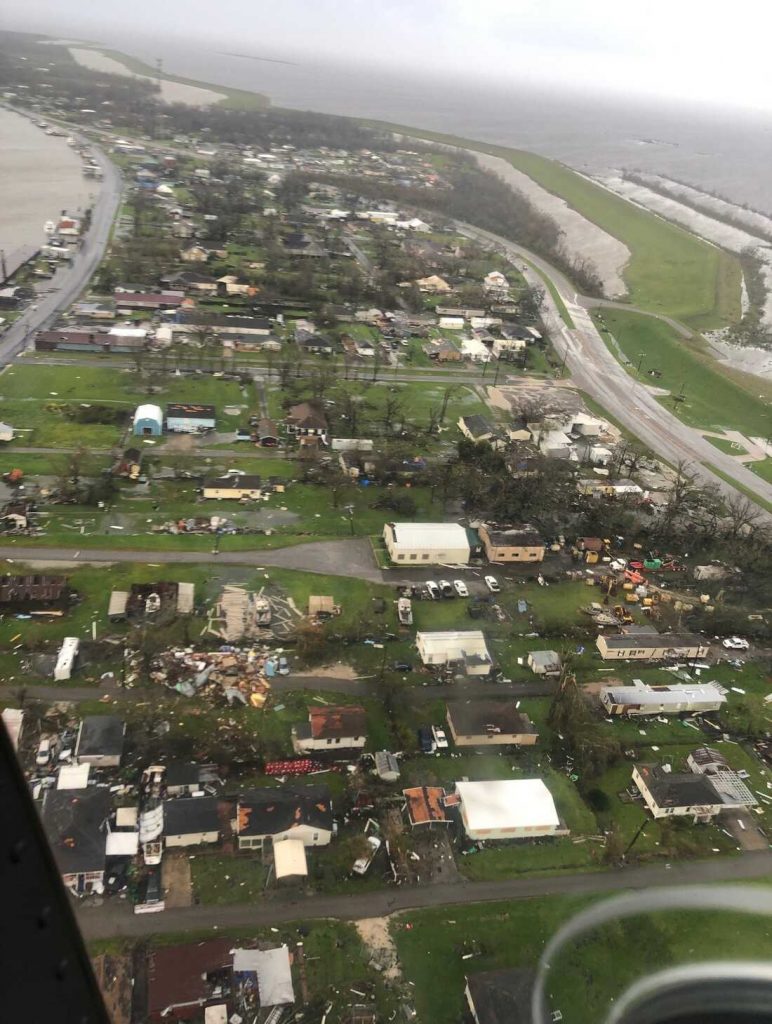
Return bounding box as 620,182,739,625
68,47,226,108
0,105,96,257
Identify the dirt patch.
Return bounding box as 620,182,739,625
162,851,193,908
91,952,133,1024
161,433,197,452
355,917,402,980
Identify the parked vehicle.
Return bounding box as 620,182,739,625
393,661,413,672
438,580,454,598
453,579,469,598
418,726,436,753
352,835,382,875
432,726,449,749
425,581,440,600
484,575,501,593
723,637,750,650
36,737,54,768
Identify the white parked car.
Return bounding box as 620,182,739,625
453,579,469,598
722,637,750,650
425,581,440,600
432,726,449,749
484,575,501,593
438,579,454,598
36,737,54,768
352,835,382,875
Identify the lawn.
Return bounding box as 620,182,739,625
706,435,750,456
749,458,772,484
393,893,772,1024
0,364,251,447
190,853,268,904
593,308,772,436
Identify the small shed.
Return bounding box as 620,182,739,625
374,750,400,782
273,838,308,881
107,591,129,621
308,595,339,618
132,403,163,437
527,650,561,676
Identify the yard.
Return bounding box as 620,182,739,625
0,363,251,447
592,309,772,436
393,892,772,1024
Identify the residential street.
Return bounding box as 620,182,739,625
76,848,772,939
454,221,772,514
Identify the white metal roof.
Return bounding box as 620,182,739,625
388,522,469,550
133,403,163,423
274,838,308,878
105,831,139,856
115,806,138,828
602,683,726,706
204,1005,228,1024
456,779,560,832
176,582,195,614
57,763,90,790
417,630,489,661
233,947,295,1007
2,708,23,750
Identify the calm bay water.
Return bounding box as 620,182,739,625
0,107,95,256
120,38,772,214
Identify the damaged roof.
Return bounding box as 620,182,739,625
237,785,333,837
309,705,367,739
403,786,450,826
76,715,125,758
41,787,110,875
163,797,219,837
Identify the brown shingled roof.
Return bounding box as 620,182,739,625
309,705,366,739
403,786,450,825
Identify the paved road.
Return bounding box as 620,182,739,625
0,676,551,704
454,221,772,514
76,849,772,939
0,538,388,579
0,136,122,364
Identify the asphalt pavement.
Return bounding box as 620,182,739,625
75,848,772,939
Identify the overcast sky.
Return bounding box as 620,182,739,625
4,0,772,111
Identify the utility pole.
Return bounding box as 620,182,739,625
623,817,648,860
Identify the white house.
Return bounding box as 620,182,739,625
291,706,367,754
54,637,79,681
163,797,220,848
416,630,492,676
632,764,726,822
483,271,510,299
600,681,727,716
460,337,491,362
456,779,562,840
236,786,333,850
383,522,470,565
596,633,710,661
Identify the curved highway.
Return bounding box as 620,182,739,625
0,132,122,364
454,221,772,514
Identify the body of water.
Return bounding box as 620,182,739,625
115,37,772,214
0,106,96,258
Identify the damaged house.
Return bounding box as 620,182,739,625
236,785,333,850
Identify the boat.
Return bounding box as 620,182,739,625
397,596,413,626
43,220,55,235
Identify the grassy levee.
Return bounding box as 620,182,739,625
86,47,269,111
371,123,741,328
593,308,772,437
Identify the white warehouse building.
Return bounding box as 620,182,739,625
416,630,492,676
382,522,470,564
456,779,562,840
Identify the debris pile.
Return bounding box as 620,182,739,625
148,647,282,706
206,585,273,641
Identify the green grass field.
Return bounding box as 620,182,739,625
393,893,772,1024
384,126,741,328
593,309,772,435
